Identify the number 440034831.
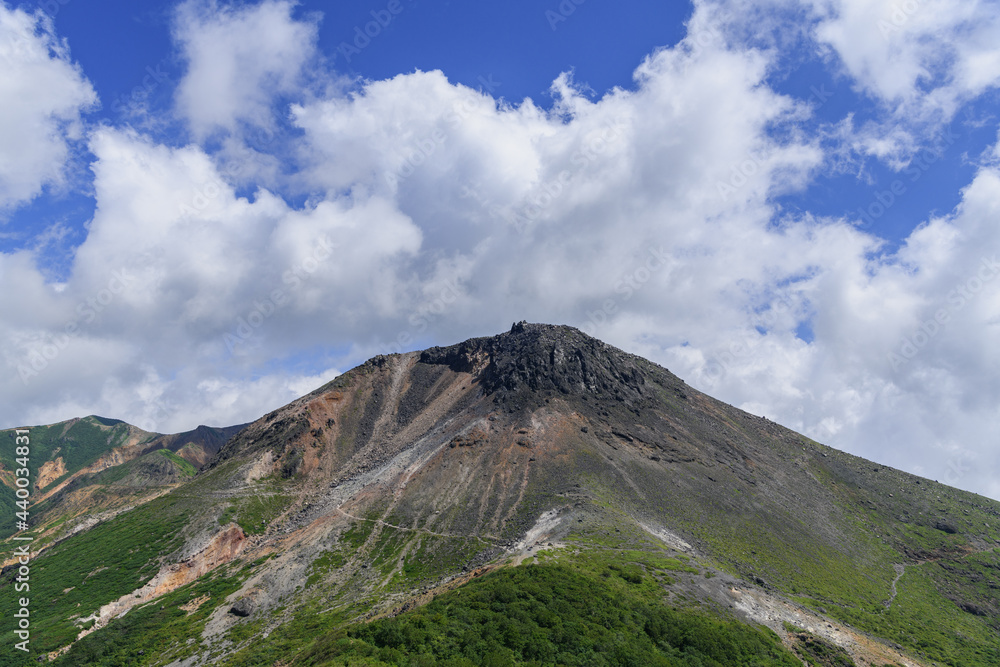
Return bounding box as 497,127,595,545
14,431,30,522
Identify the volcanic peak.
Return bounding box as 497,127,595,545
418,322,663,409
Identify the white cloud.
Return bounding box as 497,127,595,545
173,0,318,138
664,163,1000,497
809,0,1000,125
0,4,96,212
3,0,1000,502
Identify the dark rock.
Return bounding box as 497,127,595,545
419,323,656,411
958,602,989,616
229,597,256,617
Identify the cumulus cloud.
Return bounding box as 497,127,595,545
2,117,426,428
807,0,1000,162
810,0,1000,115
173,0,318,138
0,3,96,212
2,0,1000,501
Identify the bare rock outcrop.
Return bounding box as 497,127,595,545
78,523,247,638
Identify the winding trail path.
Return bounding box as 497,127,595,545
885,564,906,609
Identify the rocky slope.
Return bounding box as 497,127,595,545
2,323,999,666
0,418,245,552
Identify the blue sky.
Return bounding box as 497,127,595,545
2,0,1000,499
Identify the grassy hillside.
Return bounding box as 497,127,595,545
0,417,140,482
0,417,153,536
300,564,801,667
0,493,203,665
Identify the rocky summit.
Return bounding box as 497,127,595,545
2,324,999,666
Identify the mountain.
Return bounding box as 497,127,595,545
0,417,246,545
2,323,999,666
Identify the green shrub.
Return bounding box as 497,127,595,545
297,564,801,666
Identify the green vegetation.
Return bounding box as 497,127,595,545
3,329,1000,667
0,484,17,539
219,491,291,535
88,448,196,486
297,564,801,666
0,495,191,663
1,417,155,538
1,417,141,482
50,569,246,666
157,449,197,477
390,535,483,589
835,556,1000,667
783,624,856,667
307,550,347,587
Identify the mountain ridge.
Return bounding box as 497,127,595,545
2,323,999,666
